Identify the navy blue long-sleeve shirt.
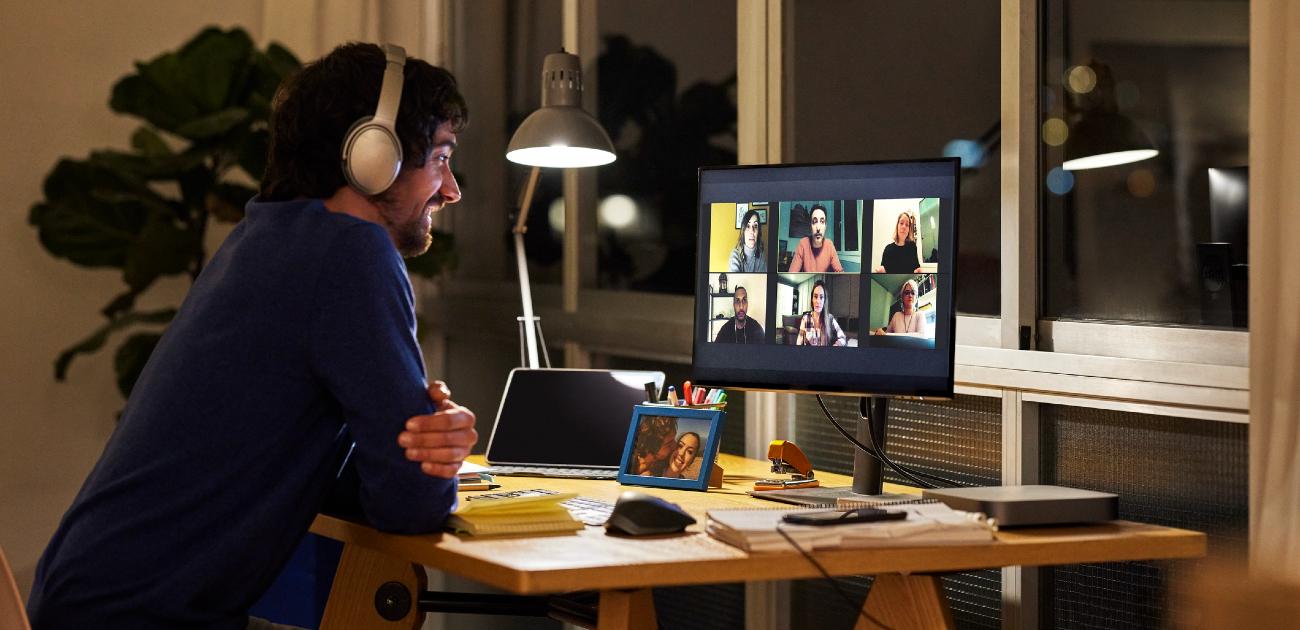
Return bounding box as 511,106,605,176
28,198,456,629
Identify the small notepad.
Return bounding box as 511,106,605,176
446,488,584,537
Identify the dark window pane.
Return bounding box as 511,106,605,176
788,1,1001,315
592,1,738,294
1039,405,1248,628
1039,0,1249,327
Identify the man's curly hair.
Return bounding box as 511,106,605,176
260,42,468,201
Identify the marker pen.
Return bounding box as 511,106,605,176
666,386,678,406
682,381,693,406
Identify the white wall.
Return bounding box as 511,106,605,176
0,1,264,595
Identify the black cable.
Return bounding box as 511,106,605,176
815,394,963,488
813,394,932,488
776,523,895,630
855,397,963,488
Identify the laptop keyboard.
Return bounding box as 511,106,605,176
561,496,616,526
489,465,618,480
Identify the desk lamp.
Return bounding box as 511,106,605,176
506,50,616,368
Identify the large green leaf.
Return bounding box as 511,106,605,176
30,160,152,267
109,27,255,135
114,333,163,398
54,308,176,380
123,214,200,290
174,107,249,141
130,126,172,157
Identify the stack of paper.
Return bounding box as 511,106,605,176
706,502,993,553
706,508,842,553
446,488,584,537
456,461,496,491
838,502,994,547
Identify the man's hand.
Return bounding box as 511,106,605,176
398,380,478,478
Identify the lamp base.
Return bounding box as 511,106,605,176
516,316,551,368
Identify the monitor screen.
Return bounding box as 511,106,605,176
692,159,959,398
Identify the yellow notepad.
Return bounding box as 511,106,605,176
446,488,584,537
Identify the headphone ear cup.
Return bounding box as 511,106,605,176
341,116,403,195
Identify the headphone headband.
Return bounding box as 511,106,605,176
373,44,405,124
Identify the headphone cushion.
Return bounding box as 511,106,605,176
342,117,403,195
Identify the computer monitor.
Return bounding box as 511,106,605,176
692,158,960,500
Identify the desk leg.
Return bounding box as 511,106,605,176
597,588,657,630
856,574,954,630
320,542,426,630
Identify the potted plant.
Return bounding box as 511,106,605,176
29,27,456,403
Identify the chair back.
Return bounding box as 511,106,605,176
0,545,31,630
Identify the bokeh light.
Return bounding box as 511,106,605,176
1066,65,1097,94
1042,118,1069,146
1046,166,1075,196
547,197,565,234
942,139,985,168
1127,168,1156,198
598,194,638,230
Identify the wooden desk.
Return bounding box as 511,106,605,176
311,454,1205,630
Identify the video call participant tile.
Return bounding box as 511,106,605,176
776,200,864,274
775,273,860,347
867,273,938,349
706,272,767,344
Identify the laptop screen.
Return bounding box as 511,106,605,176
486,369,666,468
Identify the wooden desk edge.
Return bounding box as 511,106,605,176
311,514,1207,595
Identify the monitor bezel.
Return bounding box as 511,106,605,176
690,157,960,399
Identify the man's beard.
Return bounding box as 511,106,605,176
378,194,439,257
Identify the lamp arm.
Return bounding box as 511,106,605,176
514,166,543,368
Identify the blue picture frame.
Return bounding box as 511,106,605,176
618,404,725,491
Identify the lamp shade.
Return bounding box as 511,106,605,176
1062,112,1158,171
506,51,616,168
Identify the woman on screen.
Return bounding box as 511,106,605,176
729,209,767,272
873,211,923,274
796,280,847,347
873,279,926,336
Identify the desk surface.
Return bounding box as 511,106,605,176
311,454,1204,595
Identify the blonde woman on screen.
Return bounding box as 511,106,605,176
873,279,925,335
873,211,923,274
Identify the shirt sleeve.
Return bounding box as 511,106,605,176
828,242,844,272
307,224,456,534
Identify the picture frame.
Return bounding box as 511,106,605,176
618,404,724,491
735,203,768,229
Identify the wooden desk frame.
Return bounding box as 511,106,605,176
311,456,1205,630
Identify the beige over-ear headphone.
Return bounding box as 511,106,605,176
341,43,406,195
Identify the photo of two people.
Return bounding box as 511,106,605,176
627,415,713,481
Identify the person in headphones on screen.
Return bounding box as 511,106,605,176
29,43,479,630
787,204,844,273
797,280,847,347
729,209,766,272
714,285,765,343
873,211,924,274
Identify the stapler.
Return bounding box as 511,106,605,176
753,440,820,491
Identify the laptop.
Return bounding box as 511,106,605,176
485,368,666,479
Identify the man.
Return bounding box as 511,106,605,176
29,43,478,629
787,203,844,272
714,286,764,343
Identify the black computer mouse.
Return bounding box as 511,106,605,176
605,491,697,536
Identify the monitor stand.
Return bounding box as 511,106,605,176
753,397,914,508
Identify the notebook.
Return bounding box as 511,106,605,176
485,368,666,479
445,488,584,537
706,503,994,553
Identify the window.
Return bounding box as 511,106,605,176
786,1,1001,316
1039,0,1249,328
